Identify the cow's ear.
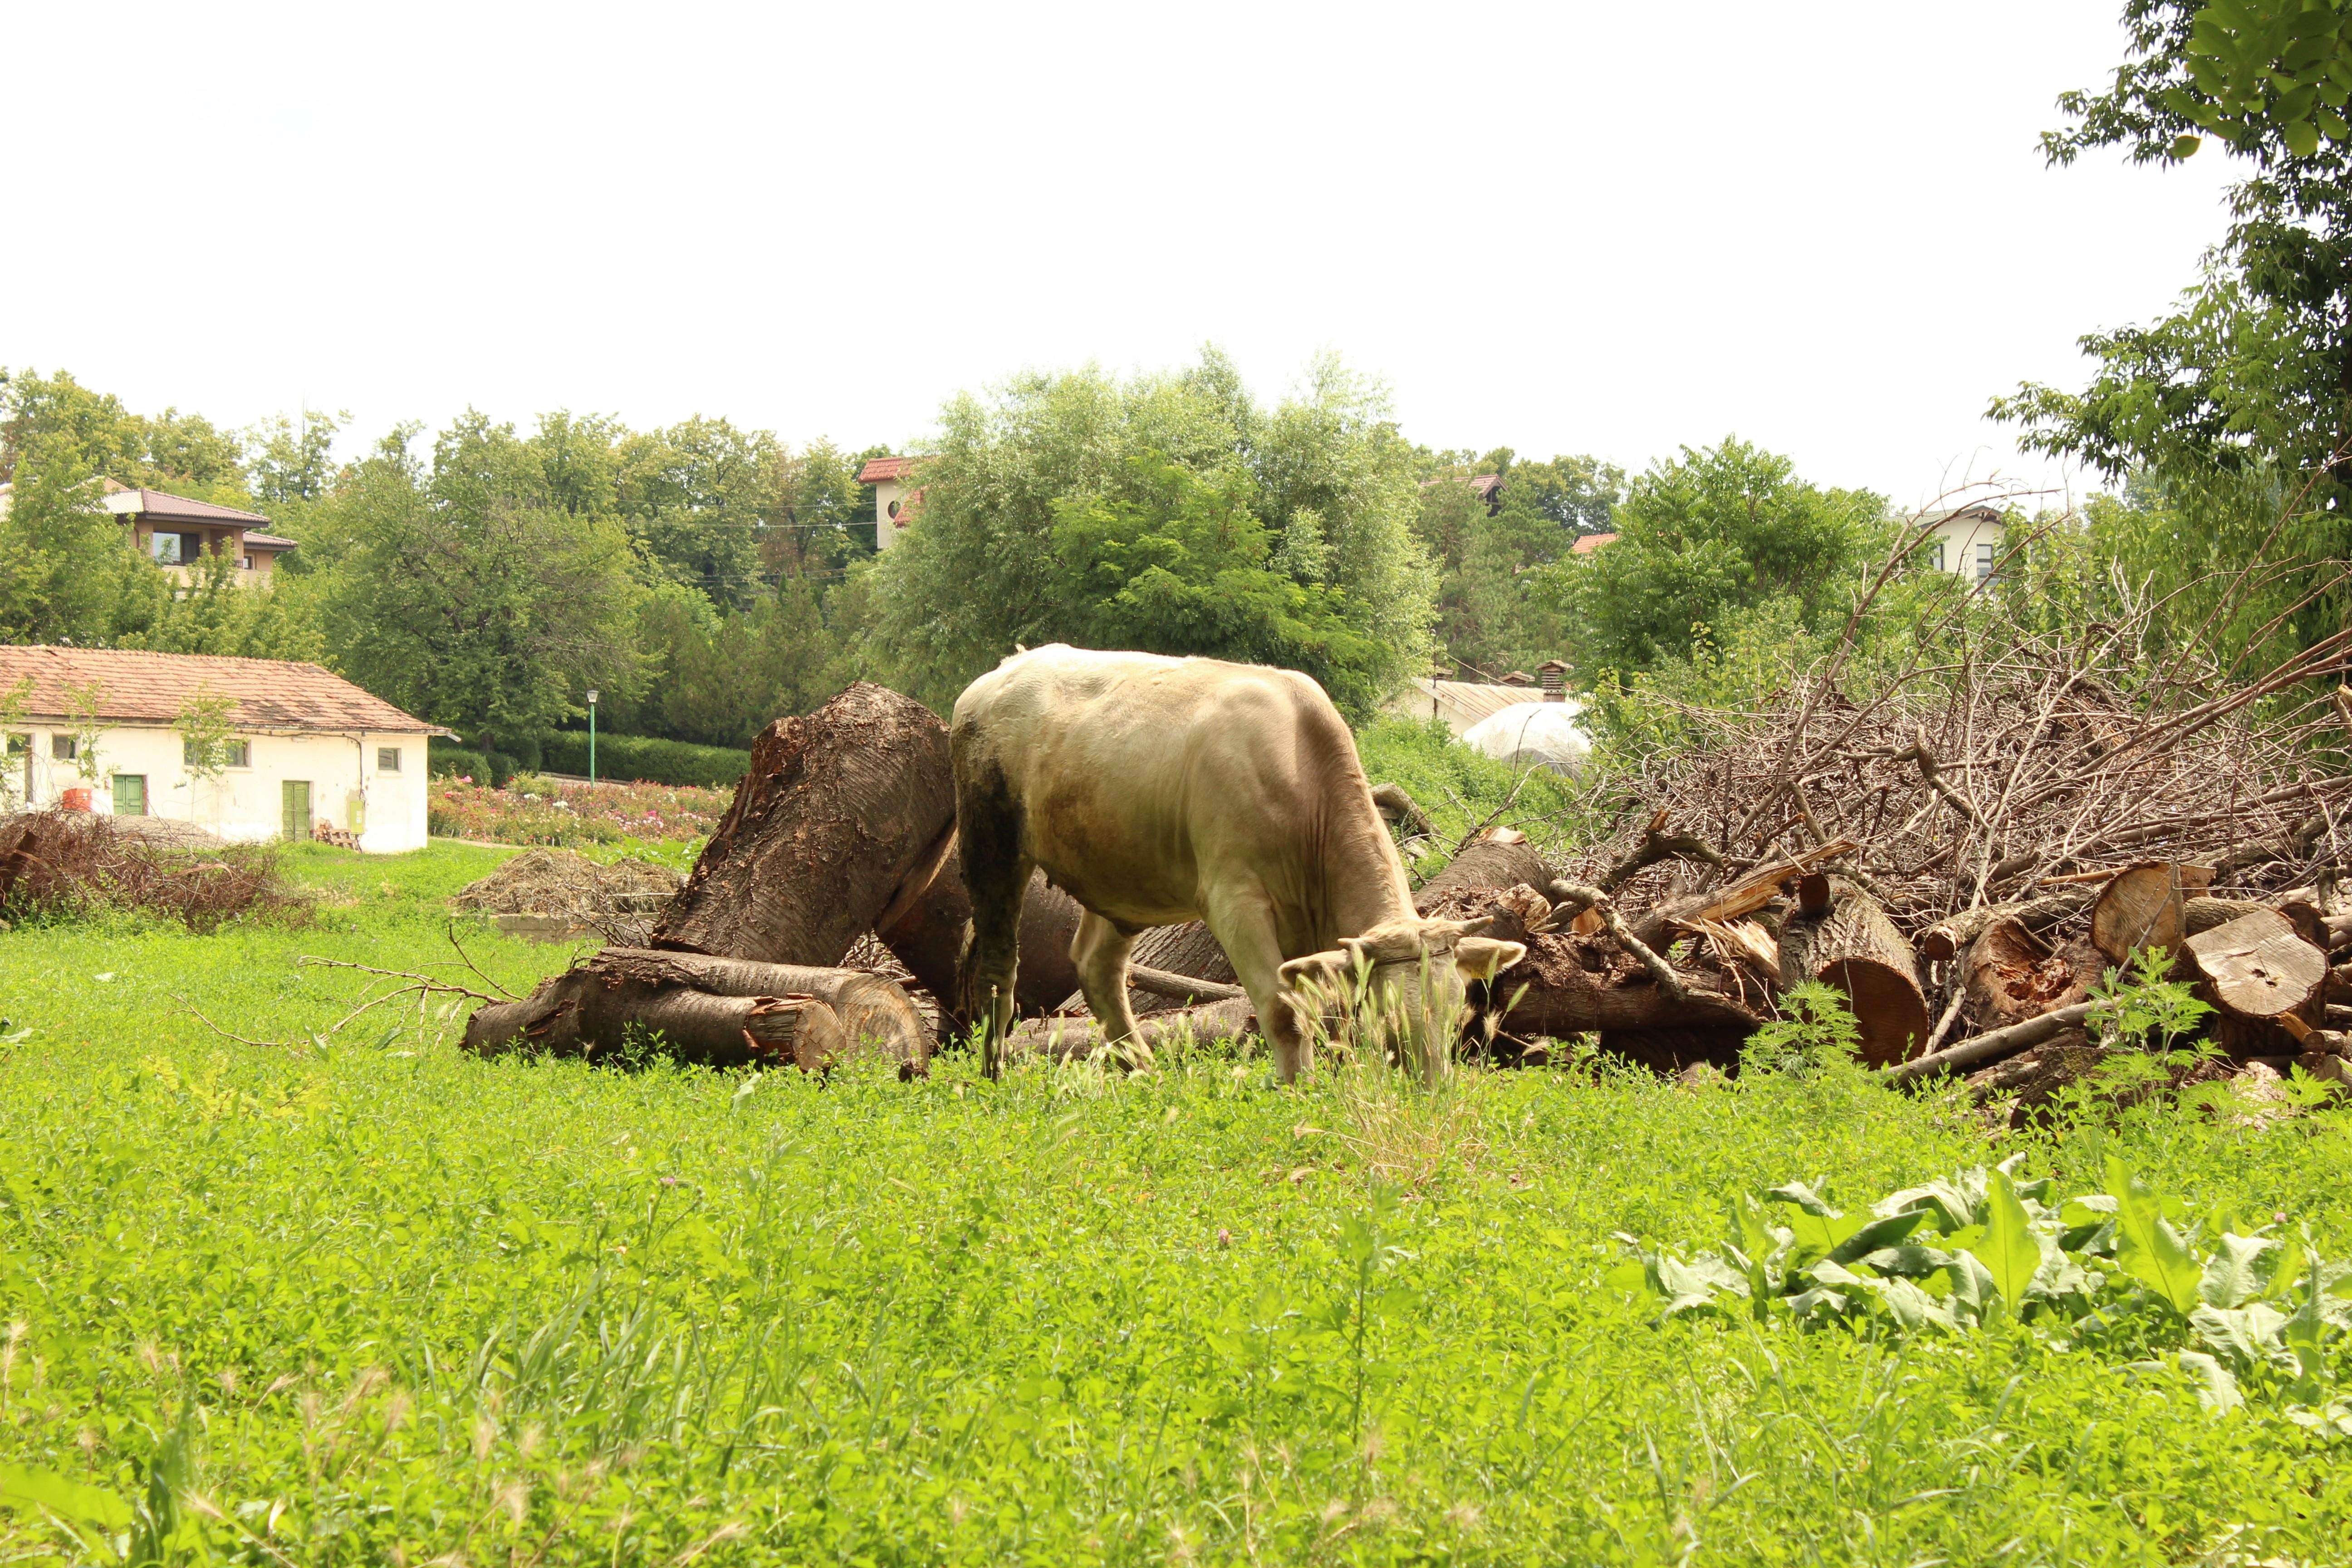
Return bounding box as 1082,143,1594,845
1279,951,1350,998
1455,937,1528,980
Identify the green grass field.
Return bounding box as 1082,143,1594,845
3,842,2351,1564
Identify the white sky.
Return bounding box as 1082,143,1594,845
6,1,2238,511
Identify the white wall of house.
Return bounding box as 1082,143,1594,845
6,725,433,853
873,477,907,550
1925,511,2006,581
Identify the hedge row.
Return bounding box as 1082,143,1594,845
539,731,751,789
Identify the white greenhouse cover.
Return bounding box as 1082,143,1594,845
1460,700,1590,774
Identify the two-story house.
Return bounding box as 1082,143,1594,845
857,456,924,550
103,480,297,583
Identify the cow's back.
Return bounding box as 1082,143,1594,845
951,646,1374,928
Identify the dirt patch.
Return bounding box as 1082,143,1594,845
453,848,684,944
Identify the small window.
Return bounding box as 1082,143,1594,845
1927,541,1945,573
1975,542,1996,581
3,733,24,757
225,739,250,768
378,746,402,772
887,499,901,519
150,533,182,564
241,554,254,570
51,735,78,761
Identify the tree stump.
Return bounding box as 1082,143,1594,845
1414,831,1552,910
1778,877,1929,1066
652,683,956,965
2180,910,2327,1047
876,835,1086,1024
2091,862,2214,964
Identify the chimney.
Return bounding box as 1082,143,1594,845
1538,659,1568,701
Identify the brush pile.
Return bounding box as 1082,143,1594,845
0,810,304,932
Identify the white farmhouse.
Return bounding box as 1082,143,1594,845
0,646,450,853
1919,504,2007,582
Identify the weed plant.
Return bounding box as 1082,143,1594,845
0,846,2349,1561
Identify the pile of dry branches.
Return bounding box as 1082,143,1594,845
0,811,305,932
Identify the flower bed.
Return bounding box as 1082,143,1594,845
427,774,729,850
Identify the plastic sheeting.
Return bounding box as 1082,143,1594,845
1461,700,1589,774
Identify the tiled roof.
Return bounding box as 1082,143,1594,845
0,646,451,735
242,533,299,550
1569,531,1618,555
101,487,273,526
858,456,920,484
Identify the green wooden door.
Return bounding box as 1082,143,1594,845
112,774,146,816
281,779,311,842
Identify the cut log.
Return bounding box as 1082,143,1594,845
1778,877,1930,1067
1414,833,1552,909
1488,933,1764,1041
2185,896,2268,936
653,683,956,966
1917,888,2095,961
1628,837,1857,950
2090,862,2214,964
2179,909,2327,1022
463,971,848,1070
591,948,928,1065
1961,920,2095,1033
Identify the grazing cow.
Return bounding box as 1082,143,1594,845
951,646,1525,1079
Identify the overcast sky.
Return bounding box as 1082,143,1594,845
6,1,2238,510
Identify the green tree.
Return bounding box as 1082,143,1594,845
245,408,348,505
0,435,157,645
0,368,250,504
868,348,1432,712
301,420,645,756
618,416,779,608
1535,437,1886,676
1416,449,1623,676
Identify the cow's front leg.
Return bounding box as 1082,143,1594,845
1071,910,1150,1070
1204,892,1312,1083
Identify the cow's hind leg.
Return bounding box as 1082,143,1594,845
1071,910,1150,1070
954,761,1029,1078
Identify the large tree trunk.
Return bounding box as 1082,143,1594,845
1962,919,2097,1033
592,947,928,1065
2090,862,2214,964
652,683,956,965
463,962,849,1070
1779,877,1930,1066
1413,832,1552,909
1490,933,1764,1040
1917,888,2095,960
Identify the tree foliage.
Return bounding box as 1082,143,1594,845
868,349,1433,714
1534,437,1887,676
1416,449,1622,676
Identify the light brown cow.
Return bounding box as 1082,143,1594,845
951,646,1525,1079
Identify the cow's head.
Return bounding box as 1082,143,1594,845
1276,915,1528,1078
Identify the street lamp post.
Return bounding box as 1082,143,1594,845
586,691,598,785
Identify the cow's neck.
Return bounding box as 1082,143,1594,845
1315,802,1417,947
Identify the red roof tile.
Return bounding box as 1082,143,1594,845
858,456,919,484
1569,531,1618,555
242,533,299,550
0,646,450,735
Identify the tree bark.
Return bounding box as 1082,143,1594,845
1007,996,1258,1062
2090,862,2214,964
1880,1001,2098,1084
592,947,928,1067
1778,877,1930,1067
463,965,848,1070
653,682,956,965
1413,833,1552,909
1961,920,2096,1033
1488,933,1764,1040
1916,888,2094,961
1626,838,1856,951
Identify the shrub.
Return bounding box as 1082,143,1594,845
540,730,750,788
427,742,487,781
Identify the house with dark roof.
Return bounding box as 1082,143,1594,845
101,480,298,582
0,646,451,852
